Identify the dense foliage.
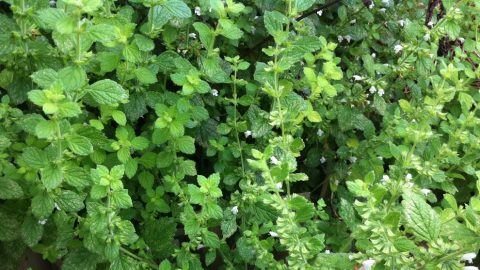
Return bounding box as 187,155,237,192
0,0,480,269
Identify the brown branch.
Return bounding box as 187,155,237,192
295,0,343,21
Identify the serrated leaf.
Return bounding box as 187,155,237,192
0,178,23,199
67,135,93,155
163,0,191,18
86,79,128,105
56,190,85,212
177,136,195,154
402,192,441,241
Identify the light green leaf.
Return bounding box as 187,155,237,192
86,79,128,105
22,147,48,169
30,69,58,88
176,136,195,154
163,0,191,18
21,215,44,247
219,19,243,40
41,165,63,190
402,192,441,241
111,189,133,209
0,178,23,199
56,190,85,212
67,135,93,156
135,67,158,85
112,110,127,126
32,192,55,218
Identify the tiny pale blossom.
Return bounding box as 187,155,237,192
316,10,323,16
269,231,279,237
49,0,56,6
405,173,413,181
320,156,326,164
244,130,252,138
382,0,390,6
398,20,405,27
324,250,331,254
197,244,205,250
350,19,356,24
381,175,390,184
231,206,239,215
270,156,279,165
212,89,219,96
317,129,324,137
38,219,47,225
337,35,344,42
379,8,386,12
377,88,385,96
394,44,403,54
362,259,376,270
194,6,201,16
54,202,61,211
348,254,354,260
369,3,374,9
353,75,364,81
181,49,188,55
344,35,352,43
275,182,283,190
378,156,383,160
420,188,432,196
369,86,377,94
427,21,434,27
464,267,479,270
188,33,197,39
349,156,357,163
460,252,477,264
423,33,430,41
459,37,465,43
371,53,376,58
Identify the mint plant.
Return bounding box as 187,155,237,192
1,0,480,269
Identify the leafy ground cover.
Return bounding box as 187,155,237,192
0,0,480,269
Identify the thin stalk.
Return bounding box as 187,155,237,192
120,247,158,269
232,69,246,178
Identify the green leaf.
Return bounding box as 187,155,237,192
163,0,191,18
135,67,158,85
264,11,288,37
56,190,85,212
21,214,44,247
111,189,133,209
63,166,90,189
58,66,87,92
323,62,343,80
402,192,441,241
35,119,57,139
219,19,243,40
158,260,171,270
111,110,127,126
32,192,55,218
110,255,137,270
294,0,315,12
177,136,195,154
193,22,215,51
30,69,58,88
86,79,128,105
203,230,220,248
131,136,149,150
0,178,23,199
67,135,93,156
62,249,99,270
41,165,63,190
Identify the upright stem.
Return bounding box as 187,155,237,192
232,69,246,178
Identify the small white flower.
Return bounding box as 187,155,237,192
275,182,283,190
366,100,371,105
38,219,47,225
54,202,61,211
412,119,417,123
197,244,205,250
381,0,390,6
379,8,386,13
335,180,340,185
378,156,383,160
423,33,431,41
270,156,279,165
188,33,197,39
49,0,56,6
461,252,477,264
344,35,352,43
464,267,479,270
181,49,188,55
194,6,202,16
212,89,219,96
348,254,354,260
254,15,259,20
427,21,434,27
405,173,413,181
371,53,376,58
394,44,403,54
337,35,344,42
269,231,279,237
362,259,376,270
420,188,432,196
349,156,357,163
350,19,356,24
231,206,239,215
244,130,252,138
369,86,377,94
324,250,331,254
369,3,375,9
381,175,390,184
353,75,364,81
317,10,323,16
398,20,405,27
459,37,465,43
251,26,256,34
320,156,326,164
377,88,385,96
317,129,324,137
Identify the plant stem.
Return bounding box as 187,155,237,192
232,69,246,179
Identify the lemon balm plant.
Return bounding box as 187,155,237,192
0,0,480,269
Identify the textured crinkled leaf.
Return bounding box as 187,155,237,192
402,192,441,241
86,79,128,105
0,178,23,199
